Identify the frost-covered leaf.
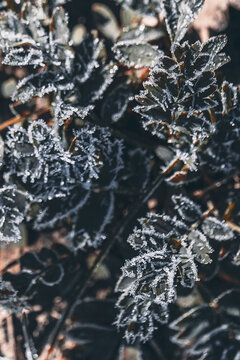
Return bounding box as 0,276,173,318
134,36,229,172
135,36,229,138
65,298,154,360
11,122,124,246
172,195,202,223
118,24,165,43
187,230,213,264
0,279,28,313
113,40,163,69
170,290,240,359
32,186,90,230
12,34,117,125
5,121,123,206
2,47,45,67
50,6,70,47
53,96,94,126
12,69,73,103
100,81,133,123
0,186,26,243
218,81,240,115
201,217,234,241
5,120,76,201
3,244,80,307
116,0,205,41
0,3,117,125
68,192,115,250
0,4,70,67
115,0,162,16
69,126,124,187
115,210,212,342
200,103,240,175
162,0,204,43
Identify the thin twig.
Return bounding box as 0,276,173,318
150,340,167,360
227,221,240,234
22,313,37,360
0,115,24,131
193,175,233,198
0,105,51,132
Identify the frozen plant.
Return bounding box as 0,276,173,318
0,0,239,359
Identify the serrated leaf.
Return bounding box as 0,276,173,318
134,37,229,173
162,0,205,43
170,290,240,359
116,201,213,342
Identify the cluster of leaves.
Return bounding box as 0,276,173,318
116,0,204,43
0,0,240,359
171,289,240,359
115,195,239,342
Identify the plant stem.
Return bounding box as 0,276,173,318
0,115,24,131
150,340,167,360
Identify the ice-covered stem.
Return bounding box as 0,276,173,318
41,169,167,359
